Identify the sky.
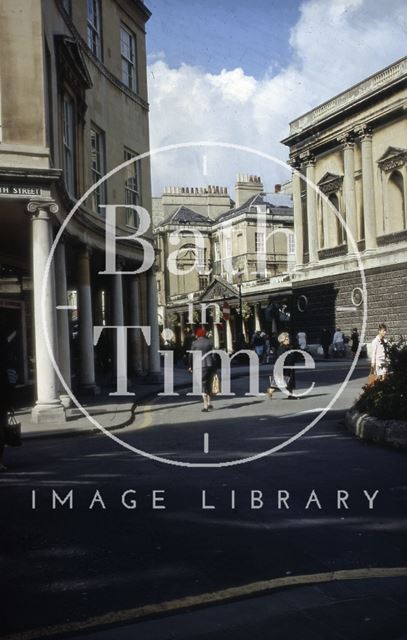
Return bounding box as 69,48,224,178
145,0,407,198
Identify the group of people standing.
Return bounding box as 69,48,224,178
320,327,360,359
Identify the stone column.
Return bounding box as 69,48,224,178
147,268,161,377
77,247,99,393
358,125,377,250
55,241,72,408
27,201,65,423
305,156,319,263
291,159,304,267
213,322,220,349
179,312,185,345
225,318,233,354
111,272,125,389
254,303,261,331
339,134,359,253
128,276,143,375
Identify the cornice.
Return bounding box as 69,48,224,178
285,56,407,140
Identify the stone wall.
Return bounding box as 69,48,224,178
291,262,407,343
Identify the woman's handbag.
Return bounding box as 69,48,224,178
5,410,22,447
267,375,278,399
211,373,221,395
367,368,378,387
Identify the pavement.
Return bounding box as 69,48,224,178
2,356,406,640
15,367,193,440
64,575,407,640
17,356,359,440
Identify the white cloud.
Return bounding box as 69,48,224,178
147,0,407,197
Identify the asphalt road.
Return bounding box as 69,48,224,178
1,360,407,639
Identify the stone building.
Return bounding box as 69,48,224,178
0,0,159,422
282,56,407,347
154,175,294,350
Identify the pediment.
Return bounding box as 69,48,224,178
318,172,342,184
317,172,343,194
55,36,93,90
378,146,407,162
377,146,407,171
199,276,238,302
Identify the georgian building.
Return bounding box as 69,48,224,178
282,56,407,346
154,175,294,350
0,0,159,423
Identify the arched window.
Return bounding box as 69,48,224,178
387,170,405,232
328,193,344,245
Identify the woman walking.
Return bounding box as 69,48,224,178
188,327,217,412
276,332,299,399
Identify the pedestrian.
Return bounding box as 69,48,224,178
276,332,299,400
332,327,345,357
188,327,217,412
371,323,389,379
269,332,279,361
296,330,307,351
183,327,195,365
320,327,331,359
251,330,265,362
264,334,271,364
351,328,360,355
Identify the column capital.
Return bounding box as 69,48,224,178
301,152,315,167
288,156,301,169
337,131,355,148
355,124,373,140
27,200,59,219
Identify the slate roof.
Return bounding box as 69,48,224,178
160,205,212,226
215,193,292,223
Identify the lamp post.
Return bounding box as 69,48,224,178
234,269,245,349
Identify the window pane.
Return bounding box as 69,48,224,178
124,149,141,226
87,0,102,58
120,26,136,90
63,97,75,196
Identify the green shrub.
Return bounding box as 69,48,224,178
355,337,407,421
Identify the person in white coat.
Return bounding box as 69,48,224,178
296,331,307,350
332,328,345,357
371,323,388,378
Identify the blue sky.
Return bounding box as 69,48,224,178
146,0,301,78
144,0,407,196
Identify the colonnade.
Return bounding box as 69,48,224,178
291,125,378,266
175,301,265,354
28,200,160,424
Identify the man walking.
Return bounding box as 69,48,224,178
371,323,389,379
188,327,217,412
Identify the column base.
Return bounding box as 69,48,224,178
31,403,66,424
59,394,72,409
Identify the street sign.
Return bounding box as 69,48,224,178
222,301,230,320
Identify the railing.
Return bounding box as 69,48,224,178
289,57,407,135
377,230,407,246
318,244,348,260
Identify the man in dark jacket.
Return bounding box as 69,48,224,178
188,327,217,412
